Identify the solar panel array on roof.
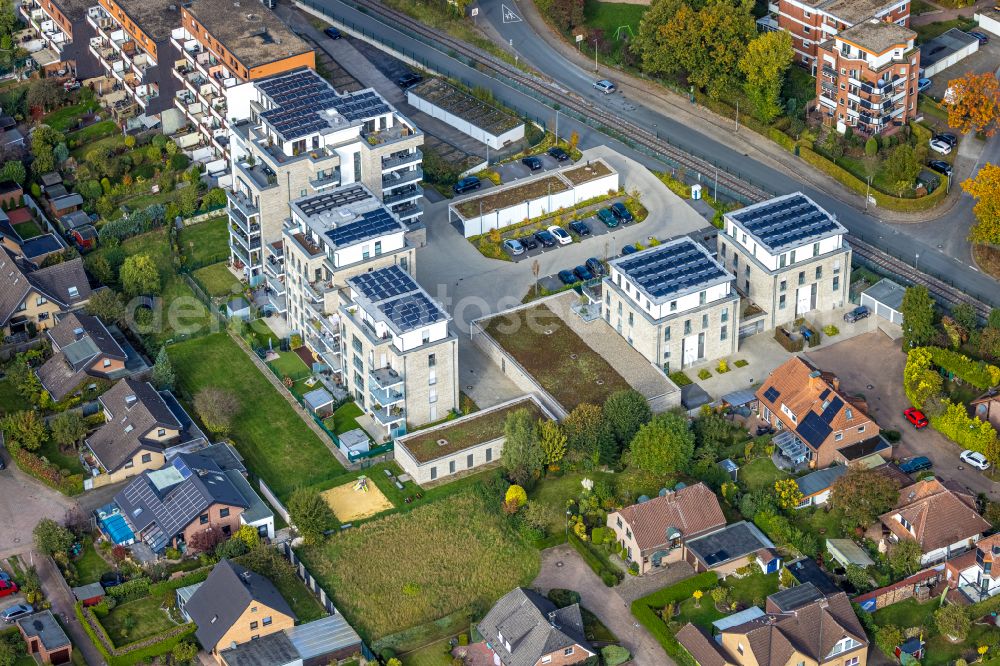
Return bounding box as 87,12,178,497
258,69,343,140
797,411,833,448
382,292,446,331
297,185,370,218
351,265,415,301
327,209,402,248
763,386,781,402
703,550,729,565
349,266,448,333
330,89,391,122
729,193,843,253
615,240,727,301
819,389,830,400
821,396,844,424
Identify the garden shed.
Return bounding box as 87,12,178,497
303,387,335,417
338,428,371,460
827,538,876,568
861,278,904,325
71,582,105,607
225,297,251,320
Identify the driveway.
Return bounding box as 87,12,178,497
532,545,673,666
0,459,76,560
806,331,1000,500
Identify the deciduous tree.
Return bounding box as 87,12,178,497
774,478,803,510
739,30,794,123
963,163,1000,245
934,603,970,641
901,285,936,350
193,387,240,436
887,537,923,577
0,410,47,451
502,408,543,486
538,420,567,466
550,0,584,31
119,253,160,297
287,487,336,545
603,389,651,450
628,409,694,475
85,288,127,325
30,124,63,175
829,465,899,529
50,411,87,447
945,72,1000,136
33,518,74,556
562,403,613,464
883,144,921,195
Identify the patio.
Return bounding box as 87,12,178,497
454,642,495,666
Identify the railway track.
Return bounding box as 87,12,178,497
306,0,996,314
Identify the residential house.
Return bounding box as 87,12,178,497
0,180,23,207
602,237,739,373
945,533,1000,602
875,477,990,565
971,389,1000,431
114,453,273,555
760,0,909,71
477,587,595,666
677,590,868,666
794,464,847,507
83,377,204,487
606,483,726,574
816,20,920,135
18,0,103,79
36,312,129,402
339,265,458,440
169,0,314,163
718,192,851,333
0,251,91,339
180,559,296,660
227,67,423,287
16,610,72,665
0,210,66,267
219,615,363,666
684,521,782,576
756,356,885,468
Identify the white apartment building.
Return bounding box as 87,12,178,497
603,238,739,372
227,68,423,287
718,192,851,332
339,265,458,441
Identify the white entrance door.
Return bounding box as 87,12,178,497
796,286,811,315
682,335,698,367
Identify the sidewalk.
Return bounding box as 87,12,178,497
511,0,969,224
910,0,992,25
35,551,107,665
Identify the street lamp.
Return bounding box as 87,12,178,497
594,39,599,73
915,252,920,271
565,510,572,540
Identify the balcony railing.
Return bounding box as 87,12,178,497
370,366,403,390
227,189,260,217
392,201,422,219
371,405,405,425
370,384,404,408
383,168,423,189
382,149,422,171
383,185,422,205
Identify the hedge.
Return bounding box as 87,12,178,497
8,446,84,495
925,346,1000,389
75,601,196,666
149,567,211,595
630,572,719,666
568,532,623,586
768,127,796,152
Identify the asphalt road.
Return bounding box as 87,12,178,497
300,0,1000,308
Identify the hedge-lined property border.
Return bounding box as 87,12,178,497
925,347,1000,389
8,446,83,495
630,571,719,666
75,601,196,666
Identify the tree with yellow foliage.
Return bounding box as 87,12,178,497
946,72,1000,136
774,478,804,510
963,163,1000,245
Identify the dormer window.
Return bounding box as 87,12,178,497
68,286,79,298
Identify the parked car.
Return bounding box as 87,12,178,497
534,230,556,247
903,407,929,429
453,176,481,194
935,133,958,148
596,208,618,228
547,147,569,161
522,156,543,171
898,456,933,474
929,138,952,155
586,257,605,276
0,580,18,598
1,604,32,623
917,78,932,93
101,572,126,589
960,449,991,470
396,72,423,88
520,236,538,250
927,160,952,177
594,79,616,94
621,244,638,255
324,27,342,39
573,265,594,281
569,220,591,235
0,455,5,470
843,305,870,323
611,202,634,222
967,31,989,45
502,239,525,256
557,269,578,285
548,225,572,245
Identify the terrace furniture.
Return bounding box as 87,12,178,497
395,481,404,490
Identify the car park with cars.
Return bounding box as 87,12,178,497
522,156,543,171
597,208,618,228
929,138,952,154
520,236,538,250
534,230,556,247
0,580,18,598
586,257,604,276
960,449,990,470
898,456,932,474
547,147,569,161
843,306,870,323
502,239,524,255
569,220,591,235
548,226,572,245
573,265,593,281
611,202,633,222
904,407,928,429
558,269,577,285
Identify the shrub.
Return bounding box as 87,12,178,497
107,577,151,603
601,571,618,587
717,359,730,373
883,430,901,443
935,603,970,641
547,589,582,608
697,369,712,380
823,325,839,336
734,359,749,367
602,646,631,666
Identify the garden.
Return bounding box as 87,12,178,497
869,597,1000,666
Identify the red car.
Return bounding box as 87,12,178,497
904,407,928,429
0,580,18,598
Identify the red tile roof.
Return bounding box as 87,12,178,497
614,483,725,551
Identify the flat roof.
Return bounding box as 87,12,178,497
863,278,905,311
768,582,825,612
286,615,362,659
49,0,94,21
220,631,298,666
802,0,903,24
291,184,405,250
186,0,311,70
795,465,848,497
685,521,775,567
608,237,731,305
112,0,181,42
712,606,765,632
838,20,915,54
920,28,979,69
727,192,845,254
409,78,522,135
17,611,71,651
827,538,877,567
348,265,449,335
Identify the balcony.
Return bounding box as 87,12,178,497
264,272,285,296
228,189,260,217
392,201,422,220
383,185,422,206
370,383,404,408
382,149,422,171
371,405,405,426
229,239,251,266
370,366,403,390
229,207,260,235
362,122,419,147
266,288,287,314
383,167,423,190
309,169,341,191
236,160,278,191
231,228,262,252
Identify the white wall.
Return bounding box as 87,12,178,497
333,230,406,267
923,38,979,77
396,436,503,484
608,269,730,318
724,218,843,271
407,90,525,150
976,12,1000,36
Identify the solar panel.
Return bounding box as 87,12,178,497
821,397,844,423
348,266,448,333
704,550,729,565
797,412,832,448
615,239,728,301
819,389,830,400
297,185,369,217
729,193,843,253
326,209,403,248
763,386,781,402
382,293,446,331
350,265,415,301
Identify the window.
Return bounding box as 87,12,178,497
449,460,456,474
699,291,707,305
422,330,430,345
684,320,691,335
374,241,382,255
845,658,860,666
429,388,437,404
858,425,866,433
813,242,820,257
702,314,708,329
670,300,677,312
103,359,112,368
720,244,727,258
664,326,671,341
564,648,575,656
485,448,492,462
157,428,165,437
721,308,728,323
467,454,474,468
250,621,258,630
220,508,230,518
262,617,272,626
779,254,787,268
626,529,632,539
430,466,437,480
124,460,134,469
833,276,840,292
721,325,728,341
628,312,634,326
616,517,622,528
542,658,552,665
141,453,151,463
780,280,786,292
738,644,744,656
835,432,843,441
428,353,436,367
199,514,209,525
779,295,786,309
815,266,823,280
798,271,805,285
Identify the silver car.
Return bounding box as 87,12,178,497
2,603,33,623
594,79,616,94
502,238,525,256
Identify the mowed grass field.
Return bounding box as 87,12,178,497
299,489,539,640
168,333,343,499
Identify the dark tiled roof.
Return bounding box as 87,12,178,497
48,312,126,361
477,588,592,666
882,478,991,552
85,378,181,472
186,560,295,651
220,632,299,666
676,623,731,666
685,521,776,569
0,252,90,325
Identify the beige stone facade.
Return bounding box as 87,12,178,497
91,449,166,488
3,288,63,337
208,603,295,660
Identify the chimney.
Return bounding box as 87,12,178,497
807,370,823,390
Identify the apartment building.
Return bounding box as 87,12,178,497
602,238,739,373
766,0,910,71
18,0,102,78
816,20,920,135
276,183,416,377
718,192,851,332
338,265,458,441
227,67,423,287
86,0,181,120
169,0,314,162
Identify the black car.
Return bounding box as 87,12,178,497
611,202,634,222
324,27,342,39
396,72,423,88
101,572,126,589
558,269,577,285
569,220,591,235
621,244,638,255
534,230,556,247
573,265,594,281
586,257,604,276
843,305,870,323
927,160,952,177
934,132,958,148
968,30,989,45
547,147,569,161
898,456,933,474
520,235,538,250
453,176,481,194
522,156,543,171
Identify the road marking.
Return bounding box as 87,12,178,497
501,4,522,23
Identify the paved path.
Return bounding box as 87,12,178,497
36,551,107,665
0,460,75,560
532,545,672,666
910,0,993,25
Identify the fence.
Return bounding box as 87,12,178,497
853,566,942,613
258,478,291,524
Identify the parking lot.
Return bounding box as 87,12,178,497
494,152,566,181
923,33,1000,101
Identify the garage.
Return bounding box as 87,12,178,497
860,278,905,325
919,29,979,77
975,8,1000,37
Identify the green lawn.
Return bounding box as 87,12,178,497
583,0,646,43
99,596,181,647
178,216,229,268
914,17,976,44
0,380,31,416
675,571,779,630
787,506,847,540
67,119,118,144
169,333,342,499
739,457,790,492
871,598,936,629
871,598,993,666
268,351,311,382
74,540,110,585
402,637,456,666
42,97,101,132
910,0,935,14
36,440,84,475
269,569,326,622
327,401,364,435
70,132,125,161
192,262,241,298
13,220,42,239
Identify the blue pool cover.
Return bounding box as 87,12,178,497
101,513,135,544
